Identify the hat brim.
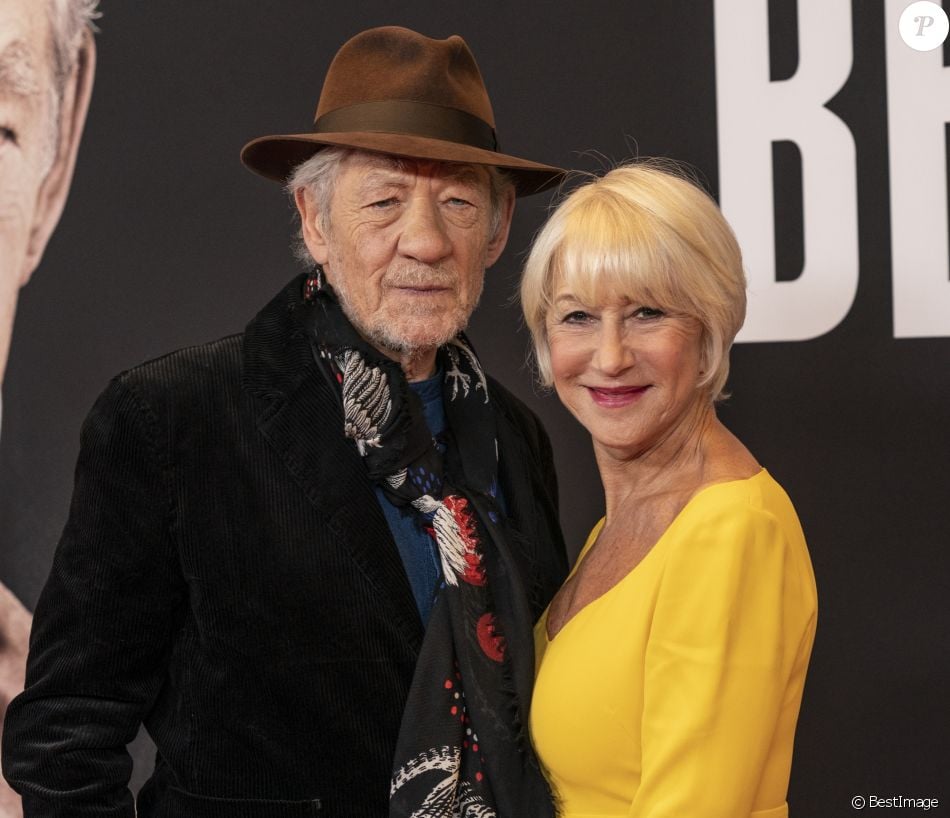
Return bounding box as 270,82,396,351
241,131,564,197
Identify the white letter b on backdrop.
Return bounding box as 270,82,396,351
886,0,950,338
715,0,859,342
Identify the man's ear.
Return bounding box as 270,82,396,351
294,187,330,265
485,186,516,269
21,30,96,286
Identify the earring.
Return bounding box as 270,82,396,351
303,264,325,302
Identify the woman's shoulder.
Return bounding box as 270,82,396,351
668,469,808,560
665,469,811,588
577,470,788,561
662,470,817,624
684,469,794,518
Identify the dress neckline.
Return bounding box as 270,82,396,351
544,469,767,643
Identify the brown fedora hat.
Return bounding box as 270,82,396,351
240,26,564,197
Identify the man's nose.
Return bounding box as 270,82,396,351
397,196,453,263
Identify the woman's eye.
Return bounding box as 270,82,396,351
563,310,591,323
634,306,664,319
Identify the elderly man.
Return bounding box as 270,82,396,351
3,26,567,818
0,1,96,816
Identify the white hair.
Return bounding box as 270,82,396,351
286,146,351,264
43,0,99,168
286,147,514,266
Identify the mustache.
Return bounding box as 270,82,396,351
382,264,457,288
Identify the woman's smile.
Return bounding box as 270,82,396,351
585,384,651,408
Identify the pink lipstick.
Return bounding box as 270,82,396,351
586,385,649,408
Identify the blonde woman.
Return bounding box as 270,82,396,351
522,164,817,818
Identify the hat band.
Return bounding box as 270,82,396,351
313,100,498,152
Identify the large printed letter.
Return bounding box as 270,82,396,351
715,0,859,341
886,0,950,337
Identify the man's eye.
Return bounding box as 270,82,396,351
369,197,399,209
446,197,473,207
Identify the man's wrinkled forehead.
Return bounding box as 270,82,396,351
347,152,490,188
0,0,52,103
0,39,43,100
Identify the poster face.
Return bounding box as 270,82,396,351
1,1,948,813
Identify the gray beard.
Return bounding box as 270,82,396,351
331,265,482,355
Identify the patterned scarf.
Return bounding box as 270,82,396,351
300,269,555,818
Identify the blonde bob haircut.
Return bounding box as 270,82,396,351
521,162,746,402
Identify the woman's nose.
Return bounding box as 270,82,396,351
593,324,633,376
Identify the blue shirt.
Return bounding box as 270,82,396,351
374,371,446,626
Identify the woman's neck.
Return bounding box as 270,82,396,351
595,404,718,520
596,409,761,524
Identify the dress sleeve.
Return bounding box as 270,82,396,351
2,378,187,818
629,502,792,818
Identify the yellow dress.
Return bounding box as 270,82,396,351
531,470,817,818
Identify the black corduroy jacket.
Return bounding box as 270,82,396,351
3,275,568,818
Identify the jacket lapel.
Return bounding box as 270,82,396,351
242,275,424,650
